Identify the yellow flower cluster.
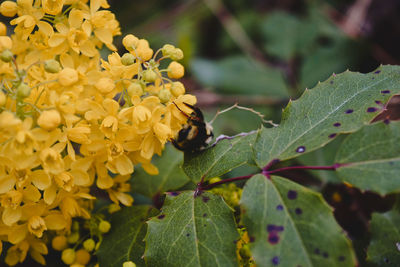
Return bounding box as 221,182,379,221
0,0,195,265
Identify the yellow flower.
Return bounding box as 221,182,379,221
28,215,47,238
0,36,13,50
42,0,65,15
5,240,29,266
58,68,79,87
40,147,65,174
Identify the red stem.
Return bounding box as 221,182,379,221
195,163,349,192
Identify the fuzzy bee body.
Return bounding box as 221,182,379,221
172,103,214,152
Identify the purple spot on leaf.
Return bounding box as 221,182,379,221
249,236,255,242
157,214,165,219
367,107,378,112
314,248,320,255
276,204,283,211
203,213,207,217
295,208,302,215
267,224,284,232
330,81,334,84
272,256,280,265
333,122,341,127
375,100,382,105
384,119,390,124
168,192,180,196
186,233,190,237
338,256,345,262
374,70,381,74
288,190,298,200
345,109,353,114
381,90,390,94
268,233,280,244
384,257,389,263
296,146,305,153
202,196,210,203
322,252,329,258
328,133,337,139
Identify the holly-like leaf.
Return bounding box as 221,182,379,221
254,65,400,168
191,56,289,97
335,121,400,195
131,145,190,197
240,174,356,267
183,131,258,182
367,210,400,266
97,205,153,267
144,191,239,267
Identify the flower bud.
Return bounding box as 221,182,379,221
158,89,171,103
123,261,137,267
61,248,76,265
98,220,111,233
75,249,91,265
37,109,61,130
167,61,184,79
108,203,121,213
16,83,31,98
58,68,78,86
142,69,157,83
122,34,139,51
52,235,68,251
0,1,18,17
66,232,79,244
72,220,80,232
170,48,184,61
0,36,12,51
171,82,185,97
83,238,95,252
127,82,143,97
95,77,115,94
121,53,135,66
0,49,13,62
0,22,6,36
136,39,153,61
0,91,6,106
44,59,61,73
161,44,175,56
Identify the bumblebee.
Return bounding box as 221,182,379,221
172,102,214,152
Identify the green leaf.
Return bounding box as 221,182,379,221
367,210,400,266
191,56,289,97
254,65,400,168
145,191,239,267
335,121,400,195
131,145,190,197
183,131,258,182
261,11,318,61
240,174,356,267
97,205,153,267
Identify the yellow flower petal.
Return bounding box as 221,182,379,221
44,214,67,230
2,207,22,226
31,170,51,190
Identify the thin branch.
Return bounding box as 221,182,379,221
202,0,268,64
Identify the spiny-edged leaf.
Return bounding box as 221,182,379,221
335,121,400,195
296,136,345,183
97,205,153,267
367,210,400,266
144,191,239,267
183,131,258,183
191,56,289,97
254,65,400,168
131,145,189,197
240,174,356,267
